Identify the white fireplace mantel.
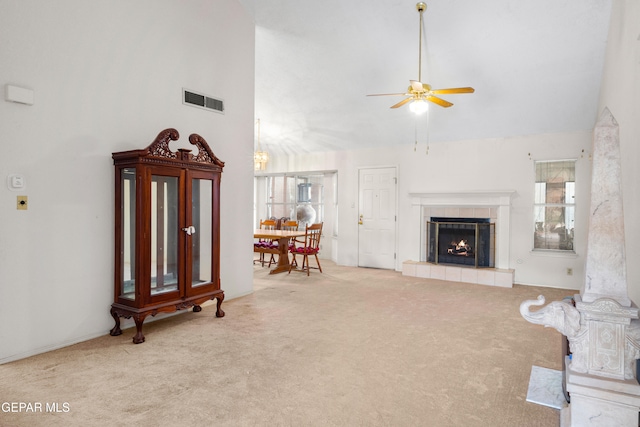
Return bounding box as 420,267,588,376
407,190,516,270
409,190,516,207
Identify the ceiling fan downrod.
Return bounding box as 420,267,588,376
417,2,426,83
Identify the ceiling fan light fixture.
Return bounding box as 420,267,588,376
410,99,429,115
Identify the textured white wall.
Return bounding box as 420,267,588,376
0,0,255,363
597,0,640,306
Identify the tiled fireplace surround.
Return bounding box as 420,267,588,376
402,191,516,288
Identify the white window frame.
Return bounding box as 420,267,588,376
533,159,576,253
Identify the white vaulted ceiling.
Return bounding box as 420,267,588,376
240,0,612,155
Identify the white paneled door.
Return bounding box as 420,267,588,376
358,167,397,269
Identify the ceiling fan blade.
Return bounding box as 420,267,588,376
426,95,453,108
390,97,414,109
429,87,475,95
366,92,408,97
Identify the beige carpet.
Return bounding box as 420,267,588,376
0,261,572,426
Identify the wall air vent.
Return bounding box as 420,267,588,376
182,88,224,114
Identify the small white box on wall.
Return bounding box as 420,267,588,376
5,84,34,105
7,174,26,191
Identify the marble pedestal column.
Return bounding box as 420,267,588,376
521,108,640,426
565,362,640,426
562,296,640,426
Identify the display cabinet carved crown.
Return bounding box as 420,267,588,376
110,128,225,344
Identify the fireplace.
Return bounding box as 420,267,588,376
405,191,514,286
427,217,495,268
408,191,514,270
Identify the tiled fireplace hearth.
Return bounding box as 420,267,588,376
403,191,515,288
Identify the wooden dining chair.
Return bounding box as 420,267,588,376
281,220,300,260
254,219,278,267
281,220,299,231
288,222,323,276
276,217,290,230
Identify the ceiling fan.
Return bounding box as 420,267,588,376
367,2,474,114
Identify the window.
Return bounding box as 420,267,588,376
254,170,337,251
265,174,325,227
265,175,297,220
533,160,575,251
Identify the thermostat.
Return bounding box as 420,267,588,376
7,174,25,191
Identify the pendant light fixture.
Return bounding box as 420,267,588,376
254,118,269,171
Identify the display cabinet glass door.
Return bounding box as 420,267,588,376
150,173,181,298
186,171,217,295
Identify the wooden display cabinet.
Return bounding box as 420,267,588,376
110,128,225,343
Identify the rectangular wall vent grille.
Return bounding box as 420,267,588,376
183,88,224,114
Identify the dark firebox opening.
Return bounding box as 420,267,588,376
427,218,494,267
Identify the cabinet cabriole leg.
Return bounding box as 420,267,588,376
109,308,122,336
216,294,225,318
132,315,146,344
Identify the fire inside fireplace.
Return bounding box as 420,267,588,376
448,239,472,256
427,218,495,267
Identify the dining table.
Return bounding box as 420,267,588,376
254,229,306,274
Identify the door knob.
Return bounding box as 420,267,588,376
182,226,196,235
358,214,363,225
